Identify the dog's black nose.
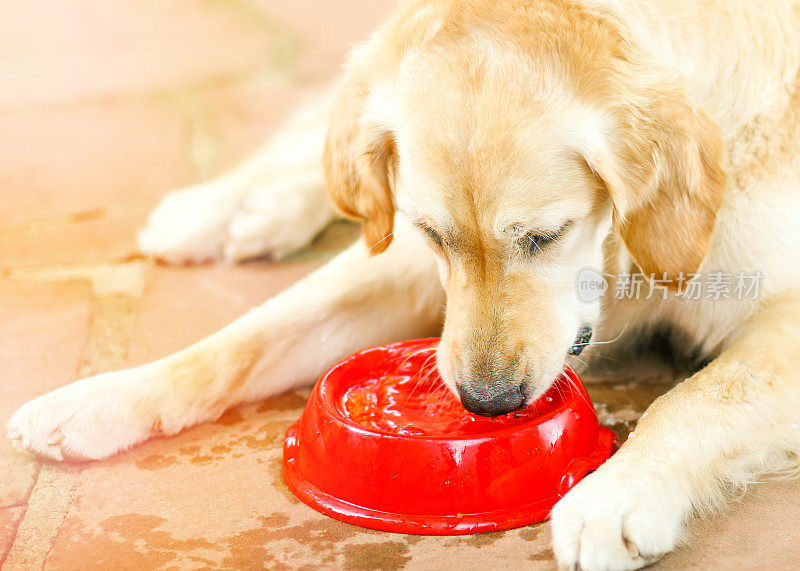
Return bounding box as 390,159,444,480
457,383,527,416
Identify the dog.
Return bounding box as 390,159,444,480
8,0,800,568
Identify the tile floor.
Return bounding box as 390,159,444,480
1,1,799,569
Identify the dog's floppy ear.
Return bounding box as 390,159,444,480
324,78,397,254
584,84,726,283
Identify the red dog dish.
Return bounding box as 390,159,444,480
283,338,616,534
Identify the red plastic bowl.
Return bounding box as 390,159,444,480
283,338,615,534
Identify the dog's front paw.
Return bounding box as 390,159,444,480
138,181,241,264
7,372,159,461
551,457,684,570
222,175,334,262
139,174,334,264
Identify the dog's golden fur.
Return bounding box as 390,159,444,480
9,1,800,569
328,0,728,282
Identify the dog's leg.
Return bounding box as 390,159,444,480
552,290,800,570
7,221,443,460
138,89,337,263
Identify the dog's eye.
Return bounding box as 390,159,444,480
521,222,571,256
419,224,443,248
523,231,557,255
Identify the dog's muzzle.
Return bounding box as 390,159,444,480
569,324,593,356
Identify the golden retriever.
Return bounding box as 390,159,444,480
8,0,800,568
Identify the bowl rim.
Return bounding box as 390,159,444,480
315,337,593,442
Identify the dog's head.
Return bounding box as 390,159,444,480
325,1,725,415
